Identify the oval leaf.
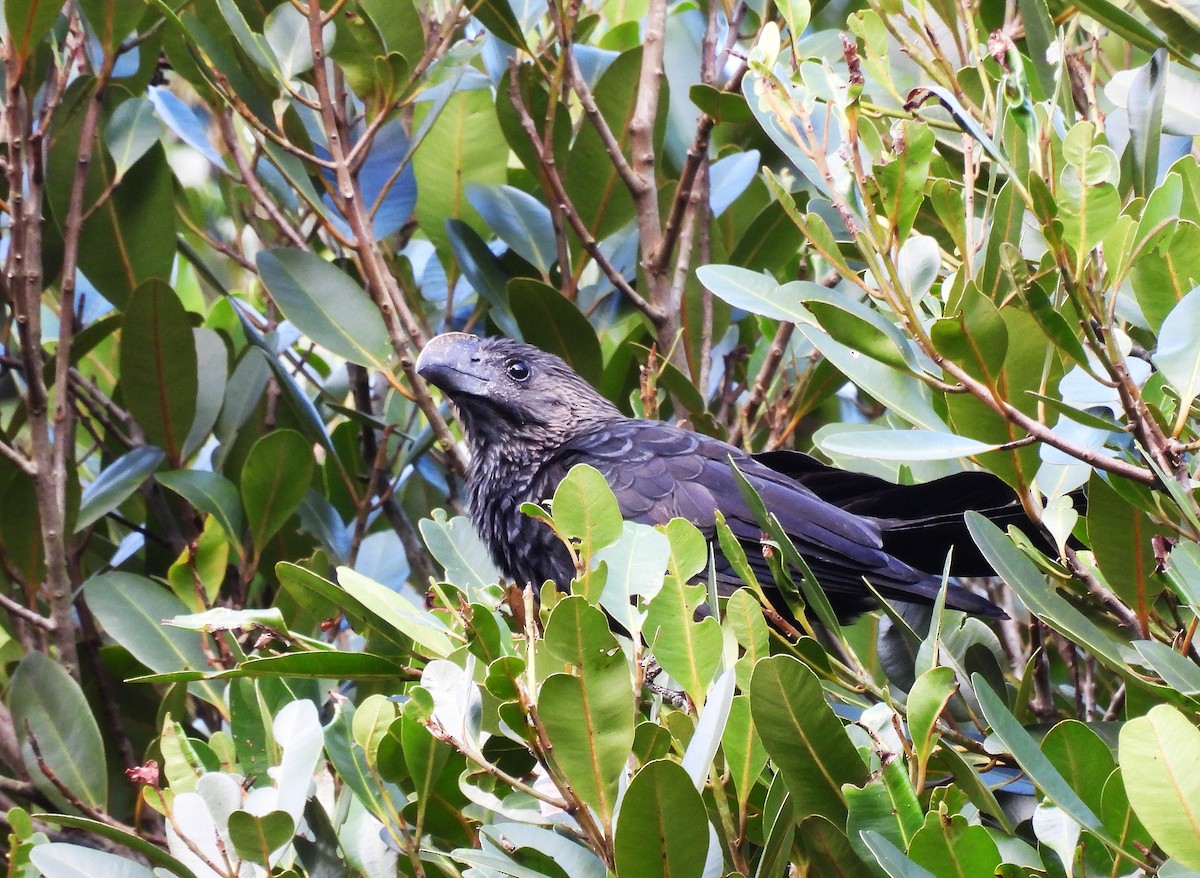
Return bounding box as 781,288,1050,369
1118,704,1200,870
9,653,107,811
614,759,709,878
256,248,392,369
120,280,198,464
820,429,1003,461
241,429,314,553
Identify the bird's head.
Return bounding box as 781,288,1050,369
416,333,620,453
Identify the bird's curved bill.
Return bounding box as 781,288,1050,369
416,332,490,397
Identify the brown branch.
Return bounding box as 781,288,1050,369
0,438,36,476
304,0,467,477
629,0,671,344
507,65,664,324
4,55,82,676
214,111,308,250
0,591,55,631
25,729,142,837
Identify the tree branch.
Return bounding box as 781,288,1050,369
507,65,664,324
303,0,468,477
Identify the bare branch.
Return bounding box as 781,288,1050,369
507,65,665,324
303,0,468,476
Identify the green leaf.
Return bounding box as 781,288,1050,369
907,811,1002,878
750,655,867,822
798,325,948,432
135,651,410,682
1126,50,1168,197
468,184,555,273
77,0,146,53
1153,286,1200,411
563,49,642,241
1133,639,1200,695
1086,473,1170,616
972,672,1109,836
336,567,457,658
31,817,192,878
184,328,229,459
120,280,198,465
156,469,244,544
874,121,935,248
1041,720,1117,818
644,518,721,704
471,0,527,48
241,429,313,553
323,700,397,822
256,249,392,369
509,280,603,385
539,597,635,827
797,815,875,877
46,127,176,309
413,87,507,254
860,830,939,878
820,428,1004,461
30,844,156,878
1118,705,1200,870
396,714,449,826
551,464,624,565
696,265,810,323
1017,0,1059,101
5,0,62,66
419,511,504,594
614,759,709,878
801,286,917,371
83,572,224,707
1133,224,1200,332
227,810,295,867
277,563,411,654
76,446,165,531
907,666,957,786
9,653,107,811
845,779,912,864
722,695,768,809
966,513,1130,670
105,97,165,179
776,0,810,40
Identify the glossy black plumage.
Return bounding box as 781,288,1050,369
416,332,1009,621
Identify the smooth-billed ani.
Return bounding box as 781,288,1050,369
416,332,1020,621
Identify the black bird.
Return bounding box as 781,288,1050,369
416,332,1018,621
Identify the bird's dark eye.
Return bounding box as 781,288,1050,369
506,359,531,382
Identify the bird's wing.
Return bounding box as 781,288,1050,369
540,420,981,616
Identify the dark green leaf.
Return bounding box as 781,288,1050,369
413,87,507,254
120,280,198,465
614,759,709,878
540,597,634,826
9,653,107,811
156,469,244,544
227,810,295,866
972,673,1109,837
5,0,62,66
241,429,313,554
76,446,165,531
83,572,225,707
749,655,867,822
257,249,392,369
509,280,603,385
1086,473,1170,617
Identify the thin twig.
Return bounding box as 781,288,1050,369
506,66,664,324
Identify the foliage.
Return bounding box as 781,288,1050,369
1,0,1200,876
